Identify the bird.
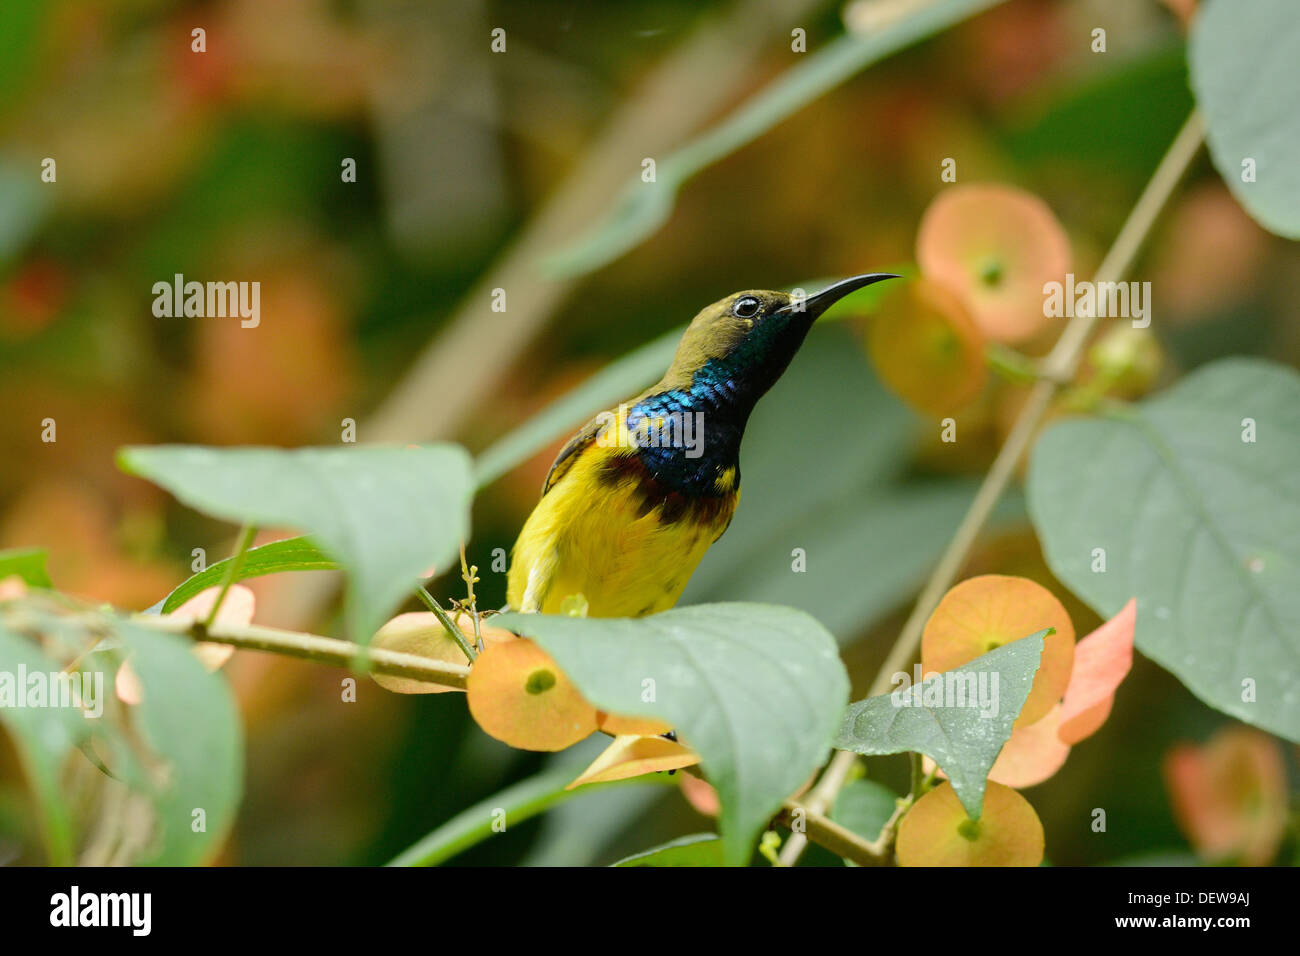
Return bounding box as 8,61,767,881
506,273,898,618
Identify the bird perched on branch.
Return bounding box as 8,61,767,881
507,273,897,617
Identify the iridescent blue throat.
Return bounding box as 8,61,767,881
624,358,752,496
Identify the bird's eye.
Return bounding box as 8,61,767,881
732,296,761,319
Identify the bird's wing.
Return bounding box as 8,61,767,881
541,414,607,496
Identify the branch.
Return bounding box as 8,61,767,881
774,800,890,867
777,109,1206,867
134,615,470,690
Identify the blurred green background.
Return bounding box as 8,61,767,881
0,0,1295,865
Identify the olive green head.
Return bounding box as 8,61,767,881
660,273,898,394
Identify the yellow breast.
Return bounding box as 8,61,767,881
506,441,738,618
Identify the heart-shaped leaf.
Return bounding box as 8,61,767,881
0,624,87,863
112,618,243,865
496,603,849,865
119,444,473,640
834,631,1046,818
1027,358,1300,742
1190,0,1300,238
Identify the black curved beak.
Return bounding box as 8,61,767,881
796,272,900,317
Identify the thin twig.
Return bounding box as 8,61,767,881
774,801,889,867
415,587,477,662
459,542,484,653
134,614,470,690
777,110,1206,867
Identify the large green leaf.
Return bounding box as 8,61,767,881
497,603,849,866
0,605,242,865
1189,0,1300,237
613,833,723,867
0,626,86,863
1027,358,1300,741
834,632,1046,819
114,619,243,865
0,547,52,588
160,536,339,613
118,444,474,640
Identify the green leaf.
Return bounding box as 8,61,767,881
496,603,849,866
831,778,899,845
613,833,724,867
0,602,243,865
386,761,669,866
544,0,1008,276
113,618,243,865
160,536,339,613
1190,0,1300,237
118,444,474,641
521,765,668,866
0,547,52,588
1027,358,1300,742
0,625,85,864
387,765,574,867
834,631,1047,819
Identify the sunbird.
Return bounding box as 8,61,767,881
507,273,897,617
